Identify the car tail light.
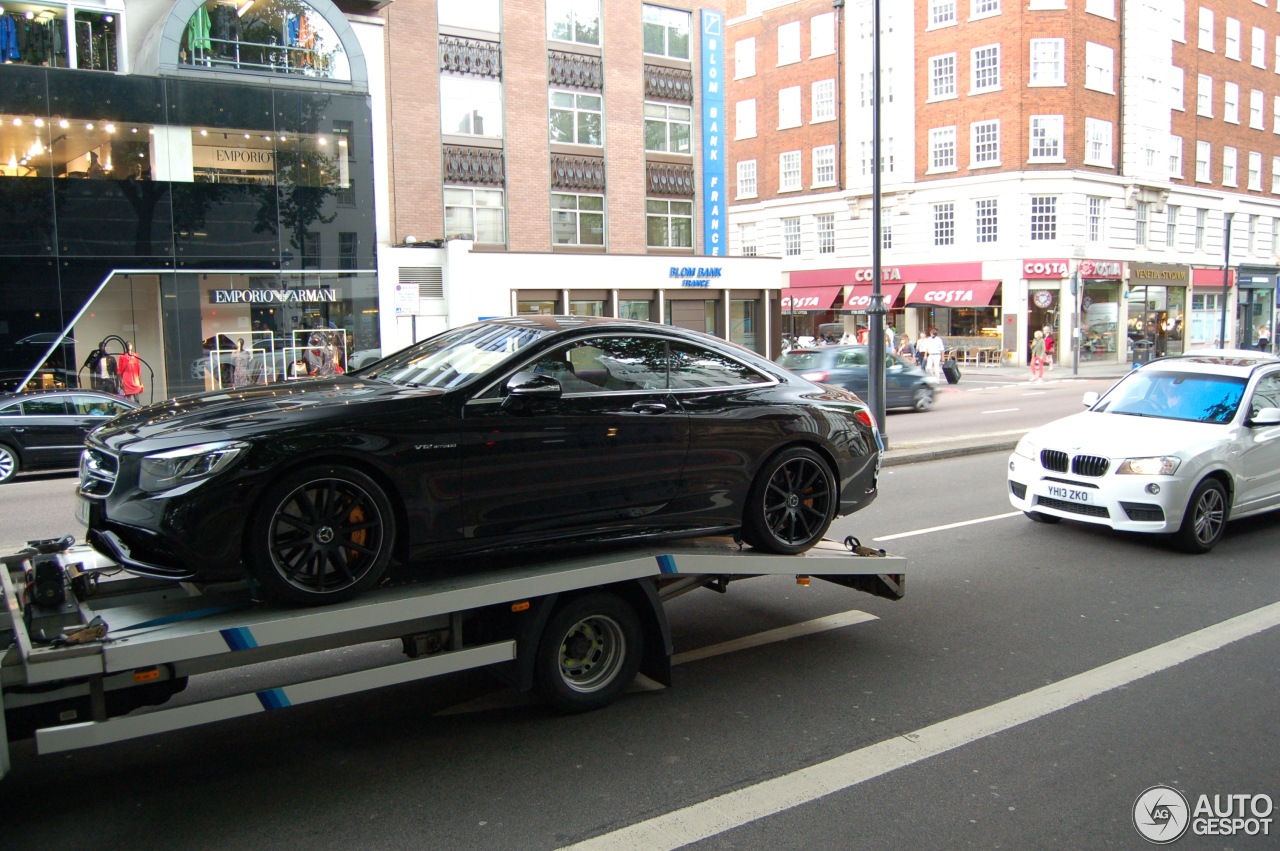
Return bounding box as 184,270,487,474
855,410,877,430
801,371,830,382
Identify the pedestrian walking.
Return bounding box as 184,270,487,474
1042,325,1055,370
1258,325,1271,353
1030,330,1046,382
919,328,946,382
897,334,917,365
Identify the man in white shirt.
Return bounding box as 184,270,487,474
919,328,946,381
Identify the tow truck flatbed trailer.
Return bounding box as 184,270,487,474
1,536,903,780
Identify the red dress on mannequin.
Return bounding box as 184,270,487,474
118,352,144,398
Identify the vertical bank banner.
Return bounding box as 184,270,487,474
700,10,725,256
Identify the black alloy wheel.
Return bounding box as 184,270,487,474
534,592,643,713
1173,477,1228,554
742,446,837,554
246,465,395,605
0,444,18,484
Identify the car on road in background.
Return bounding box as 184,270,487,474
776,345,937,412
79,317,882,606
1007,350,1280,552
0,390,137,484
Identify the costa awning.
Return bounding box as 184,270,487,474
905,280,1001,307
781,286,843,311
843,283,904,310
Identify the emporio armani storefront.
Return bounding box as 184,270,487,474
0,0,378,400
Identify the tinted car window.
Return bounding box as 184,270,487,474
1248,372,1280,417
836,350,869,368
1096,371,1247,424
0,404,18,416
371,322,551,389
22,399,69,415
530,336,669,393
669,342,770,389
69,395,130,416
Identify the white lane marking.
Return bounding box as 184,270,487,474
672,610,878,666
981,408,1019,414
872,511,1021,542
556,600,1280,851
1022,392,1046,396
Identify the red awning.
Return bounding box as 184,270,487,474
843,283,905,310
781,286,843,311
905,280,1001,307
1191,268,1236,287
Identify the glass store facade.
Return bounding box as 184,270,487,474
0,2,376,400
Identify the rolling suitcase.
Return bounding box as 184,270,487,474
942,357,961,385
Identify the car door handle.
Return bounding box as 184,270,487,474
11,428,24,432
631,402,668,414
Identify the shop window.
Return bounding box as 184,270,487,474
568,300,604,316
646,198,693,248
642,5,689,60
643,102,690,153
0,4,80,69
547,0,600,46
441,76,503,138
551,192,604,245
180,0,350,81
519,300,558,315
551,91,603,147
619,300,651,321
730,300,760,353
444,187,506,244
439,0,500,33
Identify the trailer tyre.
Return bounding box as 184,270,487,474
535,592,642,713
245,465,395,606
742,446,837,554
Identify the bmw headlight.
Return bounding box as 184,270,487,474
1013,435,1038,460
1116,456,1181,476
139,441,248,492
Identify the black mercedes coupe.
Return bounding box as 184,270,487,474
78,317,881,605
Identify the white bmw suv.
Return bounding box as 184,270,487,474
1007,350,1280,552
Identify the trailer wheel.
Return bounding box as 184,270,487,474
535,592,642,713
246,465,395,606
741,446,836,554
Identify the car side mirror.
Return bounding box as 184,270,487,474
502,371,562,409
1082,391,1100,408
1249,406,1280,426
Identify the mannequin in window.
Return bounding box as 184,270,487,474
304,332,336,377
86,151,106,178
231,337,253,388
117,341,145,403
83,343,117,394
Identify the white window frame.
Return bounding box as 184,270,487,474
971,44,1001,94
1253,26,1267,68
1272,156,1280,193
812,145,836,187
1198,7,1214,52
1225,17,1241,61
933,202,956,246
1197,74,1213,117
440,75,504,138
738,222,758,257
929,53,958,101
734,38,755,79
1195,208,1207,250
1196,140,1212,182
928,126,958,174
1084,42,1115,94
778,86,802,130
975,198,998,243
1028,115,1065,162
811,12,835,57
971,119,1001,167
1274,96,1280,133
1251,89,1265,129
971,0,1000,21
928,0,957,29
1166,204,1179,249
1085,0,1114,18
1250,151,1263,191
782,216,801,256
1135,201,1150,247
643,101,691,153
1170,135,1184,178
1085,118,1114,167
777,21,801,65
1030,195,1057,242
1170,65,1185,110
816,213,835,254
645,198,693,248
735,99,757,139
1030,39,1066,86
550,192,605,245
736,159,757,199
1224,146,1239,186
1225,82,1240,124
779,150,802,192
550,89,603,146
547,0,601,46
444,186,507,244
1087,196,1106,243
880,207,893,250
812,79,836,122
641,5,691,60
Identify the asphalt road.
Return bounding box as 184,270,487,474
4,449,1278,849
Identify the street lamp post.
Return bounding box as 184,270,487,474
866,0,887,446
1218,210,1234,349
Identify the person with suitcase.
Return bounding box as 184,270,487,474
920,328,946,383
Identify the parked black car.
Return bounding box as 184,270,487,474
79,317,882,605
0,391,137,483
777,346,938,412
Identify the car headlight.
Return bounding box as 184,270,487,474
139,441,248,492
1116,456,1181,476
1013,435,1038,460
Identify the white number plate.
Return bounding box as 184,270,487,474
74,495,91,527
1044,484,1095,505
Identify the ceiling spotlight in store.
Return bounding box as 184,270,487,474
104,14,112,22
33,118,43,127
85,123,93,130
317,137,327,145
58,119,69,129
11,118,20,126
105,124,115,133
264,136,271,141
130,127,138,133
200,129,208,136
243,133,250,139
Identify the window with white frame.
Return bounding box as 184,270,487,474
811,12,835,57
817,213,835,254
441,76,504,137
1224,146,1238,186
881,207,893,250
646,199,693,248
1171,66,1185,109
1196,140,1211,181
929,0,957,27
739,222,757,257
1273,156,1280,193
1030,196,1057,241
1273,218,1279,256
1195,208,1207,249
1197,74,1213,116
972,119,1000,166
1171,2,1185,42
778,21,800,65
860,69,896,106
1029,115,1064,161
1225,82,1240,123
972,0,1000,18
1086,0,1113,17
1030,39,1065,86
734,38,755,78
812,79,836,122
1198,7,1213,51
1251,90,1265,129
1275,96,1280,133
644,102,690,153
778,87,801,129
1170,135,1183,177
971,44,1000,93
1276,35,1280,72
1085,118,1113,166
551,192,604,245
642,5,690,59
779,150,801,191
930,54,957,99
550,90,603,146
1085,42,1115,93
548,0,600,45
929,126,957,172
1167,204,1179,248
735,99,756,139
1250,151,1263,190
813,145,836,186
1248,214,1257,253
933,202,955,246
1225,17,1241,60
859,137,895,175
1087,196,1106,242
444,187,506,243
783,217,801,256
1135,201,1150,246
440,0,501,31
1253,26,1266,67
736,159,757,199
976,198,998,243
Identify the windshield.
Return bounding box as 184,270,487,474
1094,370,1247,423
363,323,551,389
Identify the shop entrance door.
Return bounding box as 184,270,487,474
1236,287,1275,351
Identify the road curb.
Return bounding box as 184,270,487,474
882,439,1019,467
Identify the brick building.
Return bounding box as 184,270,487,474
376,0,781,357
727,0,1280,366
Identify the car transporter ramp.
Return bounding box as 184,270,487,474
1,535,903,780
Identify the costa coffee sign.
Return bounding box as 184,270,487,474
783,293,827,310
1080,260,1122,278
1023,260,1070,279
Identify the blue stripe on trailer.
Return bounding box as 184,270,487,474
116,605,245,633
220,627,259,651
256,689,291,711
656,554,678,574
